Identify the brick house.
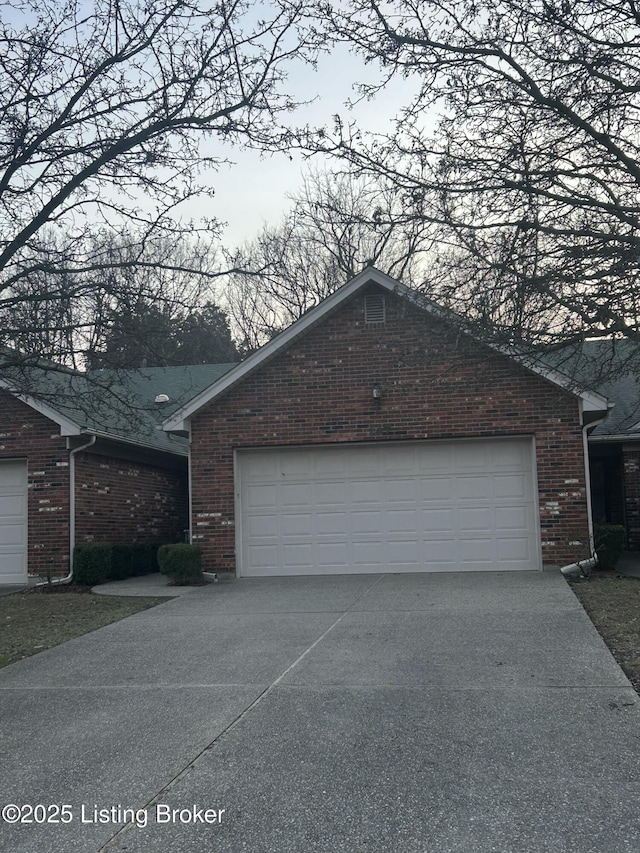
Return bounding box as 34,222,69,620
567,340,640,551
0,363,232,585
163,268,609,577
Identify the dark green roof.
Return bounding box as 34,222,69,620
542,340,640,438
2,362,237,454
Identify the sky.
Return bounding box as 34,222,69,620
189,43,418,249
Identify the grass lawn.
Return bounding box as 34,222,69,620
569,571,640,694
0,586,165,668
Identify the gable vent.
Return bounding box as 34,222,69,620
364,293,386,323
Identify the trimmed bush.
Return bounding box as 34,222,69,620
110,544,135,580
74,543,113,585
131,543,161,576
594,524,626,571
74,542,166,585
158,544,203,584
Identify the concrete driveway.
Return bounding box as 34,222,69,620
1,571,639,852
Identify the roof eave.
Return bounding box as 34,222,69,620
0,379,83,436
81,428,189,457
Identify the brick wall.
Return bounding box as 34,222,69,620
189,288,591,572
0,390,71,578
0,389,188,579
74,452,188,545
623,447,640,550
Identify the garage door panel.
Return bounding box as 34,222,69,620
246,484,277,507
495,441,530,468
280,513,313,537
386,479,420,503
0,523,28,546
494,474,528,499
459,539,495,562
384,538,420,563
418,445,452,472
315,512,348,536
419,477,454,501
495,506,530,530
351,511,383,534
458,507,494,531
248,544,280,568
316,543,349,566
387,509,419,533
457,476,492,500
0,495,26,517
422,540,458,562
280,483,310,506
237,440,539,576
246,513,279,537
417,508,455,532
454,443,491,472
380,444,418,474
279,453,315,477
349,451,382,476
352,542,386,565
0,460,28,584
281,544,315,567
497,537,531,561
315,481,348,505
348,481,381,505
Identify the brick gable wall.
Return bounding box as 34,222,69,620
189,289,591,572
74,452,187,545
0,390,71,578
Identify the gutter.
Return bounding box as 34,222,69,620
560,406,610,579
35,434,97,587
84,427,188,457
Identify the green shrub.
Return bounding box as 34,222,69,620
158,544,203,583
594,524,626,571
74,543,113,585
110,544,134,580
74,542,167,585
130,543,156,576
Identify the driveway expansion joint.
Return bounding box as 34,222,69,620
99,574,387,849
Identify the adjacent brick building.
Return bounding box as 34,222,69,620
0,364,231,583
164,269,608,576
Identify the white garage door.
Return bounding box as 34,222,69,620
235,439,539,577
0,460,28,584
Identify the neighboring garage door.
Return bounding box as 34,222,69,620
236,438,539,577
0,459,28,584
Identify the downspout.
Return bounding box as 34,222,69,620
187,429,192,545
36,434,96,586
560,404,608,577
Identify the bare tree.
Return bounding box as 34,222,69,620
0,0,317,385
308,0,640,369
224,168,434,350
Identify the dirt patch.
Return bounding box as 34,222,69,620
0,587,165,668
569,570,640,694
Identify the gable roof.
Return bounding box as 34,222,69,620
1,362,236,454
162,267,609,433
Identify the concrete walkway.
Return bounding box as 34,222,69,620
91,572,218,597
1,571,639,852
